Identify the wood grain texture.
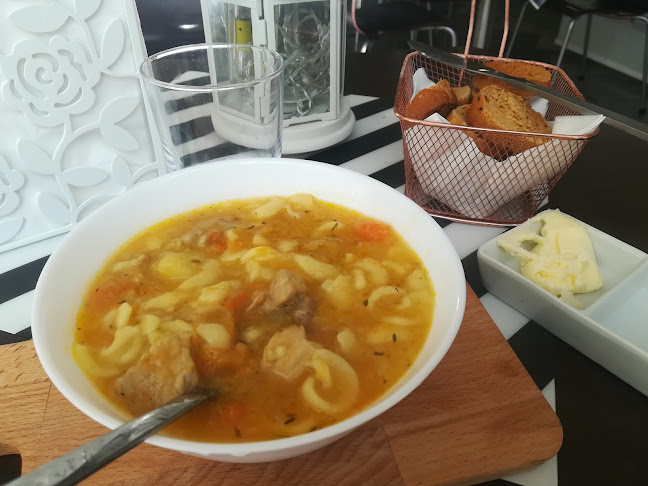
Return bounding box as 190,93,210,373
0,342,51,474
0,285,562,485
380,290,563,485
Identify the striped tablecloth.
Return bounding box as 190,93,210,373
1,95,643,486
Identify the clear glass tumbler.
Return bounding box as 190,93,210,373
140,44,284,172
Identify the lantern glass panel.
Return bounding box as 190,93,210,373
204,4,254,44
272,2,331,120
338,0,346,100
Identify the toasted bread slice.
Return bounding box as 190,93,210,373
447,104,470,126
447,104,496,156
467,85,550,158
472,60,551,99
452,86,472,105
405,79,458,120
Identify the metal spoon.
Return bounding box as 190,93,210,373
6,390,215,486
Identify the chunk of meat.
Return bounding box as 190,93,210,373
291,294,315,327
246,289,267,312
269,270,306,307
261,325,319,381
116,333,198,414
261,270,316,326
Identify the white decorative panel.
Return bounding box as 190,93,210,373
0,0,165,253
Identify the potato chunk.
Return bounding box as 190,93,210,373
157,253,202,279
196,323,231,349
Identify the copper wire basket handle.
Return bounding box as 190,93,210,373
464,0,510,58
460,0,509,86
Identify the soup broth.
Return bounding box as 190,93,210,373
74,194,435,442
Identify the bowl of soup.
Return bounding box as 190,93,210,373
32,158,465,463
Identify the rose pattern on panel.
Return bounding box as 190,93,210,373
0,36,101,128
0,153,25,244
0,0,162,251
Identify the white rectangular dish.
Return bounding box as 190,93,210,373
478,209,648,396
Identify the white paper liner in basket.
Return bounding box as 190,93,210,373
407,69,605,220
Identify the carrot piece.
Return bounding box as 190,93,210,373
224,290,249,312
206,231,227,253
222,402,245,423
90,277,138,309
353,221,390,242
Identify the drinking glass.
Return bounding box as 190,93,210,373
140,44,284,172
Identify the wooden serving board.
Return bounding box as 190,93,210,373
0,285,562,485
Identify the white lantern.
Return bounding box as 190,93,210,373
200,0,355,154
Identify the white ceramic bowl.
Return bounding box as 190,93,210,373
32,158,466,463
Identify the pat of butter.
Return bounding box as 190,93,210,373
497,211,603,308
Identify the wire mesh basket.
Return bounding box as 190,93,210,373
394,52,598,226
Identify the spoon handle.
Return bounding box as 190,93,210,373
7,392,208,486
